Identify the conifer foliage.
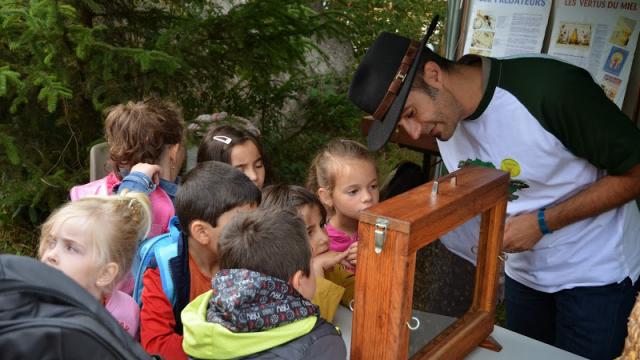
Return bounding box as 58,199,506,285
0,0,445,254
0,0,342,252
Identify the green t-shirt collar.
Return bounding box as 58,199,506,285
458,55,500,120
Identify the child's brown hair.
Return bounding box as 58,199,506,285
175,161,262,236
261,184,327,225
197,124,273,185
219,208,312,280
105,98,184,173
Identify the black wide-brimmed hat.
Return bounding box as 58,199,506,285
349,16,439,151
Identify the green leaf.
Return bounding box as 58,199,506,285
79,0,105,14
57,4,77,20
43,52,54,65
47,92,57,112
10,95,28,113
28,206,38,224
0,133,20,165
0,75,6,96
76,44,86,59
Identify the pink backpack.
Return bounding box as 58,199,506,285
70,172,175,238
69,172,175,294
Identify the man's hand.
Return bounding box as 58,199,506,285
312,251,349,279
502,212,543,253
130,163,162,185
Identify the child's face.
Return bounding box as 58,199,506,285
40,217,104,299
230,141,265,190
331,159,379,222
298,205,329,256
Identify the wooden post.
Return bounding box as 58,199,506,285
351,166,509,359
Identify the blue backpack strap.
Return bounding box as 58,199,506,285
133,216,181,306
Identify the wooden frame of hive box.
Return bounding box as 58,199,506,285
350,166,509,359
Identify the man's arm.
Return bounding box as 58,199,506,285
501,61,640,252
503,163,640,252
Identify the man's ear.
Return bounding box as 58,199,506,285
422,61,444,89
317,187,333,209
189,220,215,246
96,262,119,289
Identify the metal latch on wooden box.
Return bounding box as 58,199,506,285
374,218,389,254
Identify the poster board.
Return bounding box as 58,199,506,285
462,0,552,57
458,0,640,111
547,1,640,107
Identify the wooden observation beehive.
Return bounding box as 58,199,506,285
351,166,509,359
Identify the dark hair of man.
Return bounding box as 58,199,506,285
411,48,455,99
219,208,312,280
261,184,327,226
175,161,261,237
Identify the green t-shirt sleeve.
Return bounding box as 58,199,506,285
540,66,640,175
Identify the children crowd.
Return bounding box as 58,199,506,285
39,99,380,359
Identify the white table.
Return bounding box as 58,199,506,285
333,306,585,359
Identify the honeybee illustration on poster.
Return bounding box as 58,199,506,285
600,74,622,102
556,22,592,48
462,1,551,58
604,47,629,76
473,11,496,31
548,2,640,108
610,17,637,48
470,10,496,53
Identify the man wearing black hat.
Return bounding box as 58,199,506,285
349,17,640,360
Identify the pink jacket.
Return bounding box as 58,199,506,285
326,223,358,253
326,224,357,272
105,289,140,338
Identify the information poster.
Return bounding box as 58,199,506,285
463,0,552,57
548,1,640,107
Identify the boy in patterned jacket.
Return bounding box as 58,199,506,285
181,208,346,359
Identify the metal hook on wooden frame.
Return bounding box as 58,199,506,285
374,218,389,254
407,316,421,331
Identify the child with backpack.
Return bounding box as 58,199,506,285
181,208,346,359
197,124,272,190
38,192,152,338
137,161,261,360
0,255,154,360
70,98,186,239
261,184,355,323
306,139,380,271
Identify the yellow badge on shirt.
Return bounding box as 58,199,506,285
500,158,521,177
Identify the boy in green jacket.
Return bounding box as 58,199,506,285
181,208,346,359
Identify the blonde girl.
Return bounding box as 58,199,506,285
306,139,379,270
39,192,152,338
197,124,272,190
